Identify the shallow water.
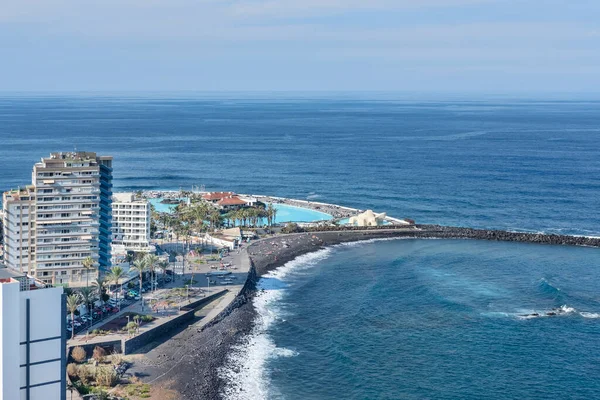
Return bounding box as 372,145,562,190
222,239,600,400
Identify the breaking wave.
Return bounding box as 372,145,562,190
219,249,331,400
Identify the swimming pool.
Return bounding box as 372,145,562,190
148,198,187,213
148,198,332,223
271,203,333,223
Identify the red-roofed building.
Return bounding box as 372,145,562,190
202,191,236,203
218,196,248,210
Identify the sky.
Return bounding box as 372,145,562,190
0,0,599,93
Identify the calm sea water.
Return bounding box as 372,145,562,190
1,94,599,235
1,94,599,399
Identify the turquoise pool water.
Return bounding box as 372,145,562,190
148,198,186,213
271,203,332,223
149,198,332,223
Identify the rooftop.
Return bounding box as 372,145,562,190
3,185,35,200
0,265,52,290
218,196,247,206
113,192,147,203
203,191,236,201
0,266,25,282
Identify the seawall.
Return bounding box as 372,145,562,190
247,227,600,279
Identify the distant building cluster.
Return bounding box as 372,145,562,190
2,152,113,286
1,152,152,287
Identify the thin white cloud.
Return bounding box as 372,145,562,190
227,0,495,18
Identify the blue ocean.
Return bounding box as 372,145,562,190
1,94,599,399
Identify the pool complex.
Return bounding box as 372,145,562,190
148,198,186,213
270,203,333,223
148,198,333,223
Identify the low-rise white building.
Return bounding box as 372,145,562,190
0,266,65,400
111,193,153,257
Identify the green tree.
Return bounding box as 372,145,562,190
81,256,95,288
131,259,149,310
92,276,109,305
66,293,81,340
158,260,169,283
79,286,97,334
209,210,222,231
143,254,160,292
107,266,125,307
266,203,276,228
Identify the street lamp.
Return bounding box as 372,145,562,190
185,284,189,300
207,277,210,296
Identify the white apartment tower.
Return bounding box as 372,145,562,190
2,186,36,276
2,152,113,286
111,192,152,254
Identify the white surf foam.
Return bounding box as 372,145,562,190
515,305,578,320
580,312,600,319
219,249,331,400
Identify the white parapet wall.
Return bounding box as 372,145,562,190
0,279,65,400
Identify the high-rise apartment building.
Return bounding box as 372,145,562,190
2,186,36,276
2,152,113,286
111,192,153,255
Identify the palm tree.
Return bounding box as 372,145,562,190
224,211,235,227
266,203,275,228
82,256,95,288
209,210,222,231
79,286,97,334
238,208,248,227
270,204,277,227
108,266,125,308
131,258,149,310
92,276,108,308
159,260,169,283
186,202,210,233
66,293,81,340
144,254,160,292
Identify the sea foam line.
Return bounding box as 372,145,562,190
219,249,331,400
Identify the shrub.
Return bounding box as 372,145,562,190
125,382,151,397
110,351,123,367
78,365,95,386
92,346,107,362
125,321,139,335
141,315,154,322
66,363,79,378
282,222,301,234
95,366,119,387
71,346,87,363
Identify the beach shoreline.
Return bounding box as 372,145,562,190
133,226,600,399
128,190,600,399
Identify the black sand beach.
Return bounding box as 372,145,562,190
133,227,600,399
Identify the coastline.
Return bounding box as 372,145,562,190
131,190,600,399
134,227,600,399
